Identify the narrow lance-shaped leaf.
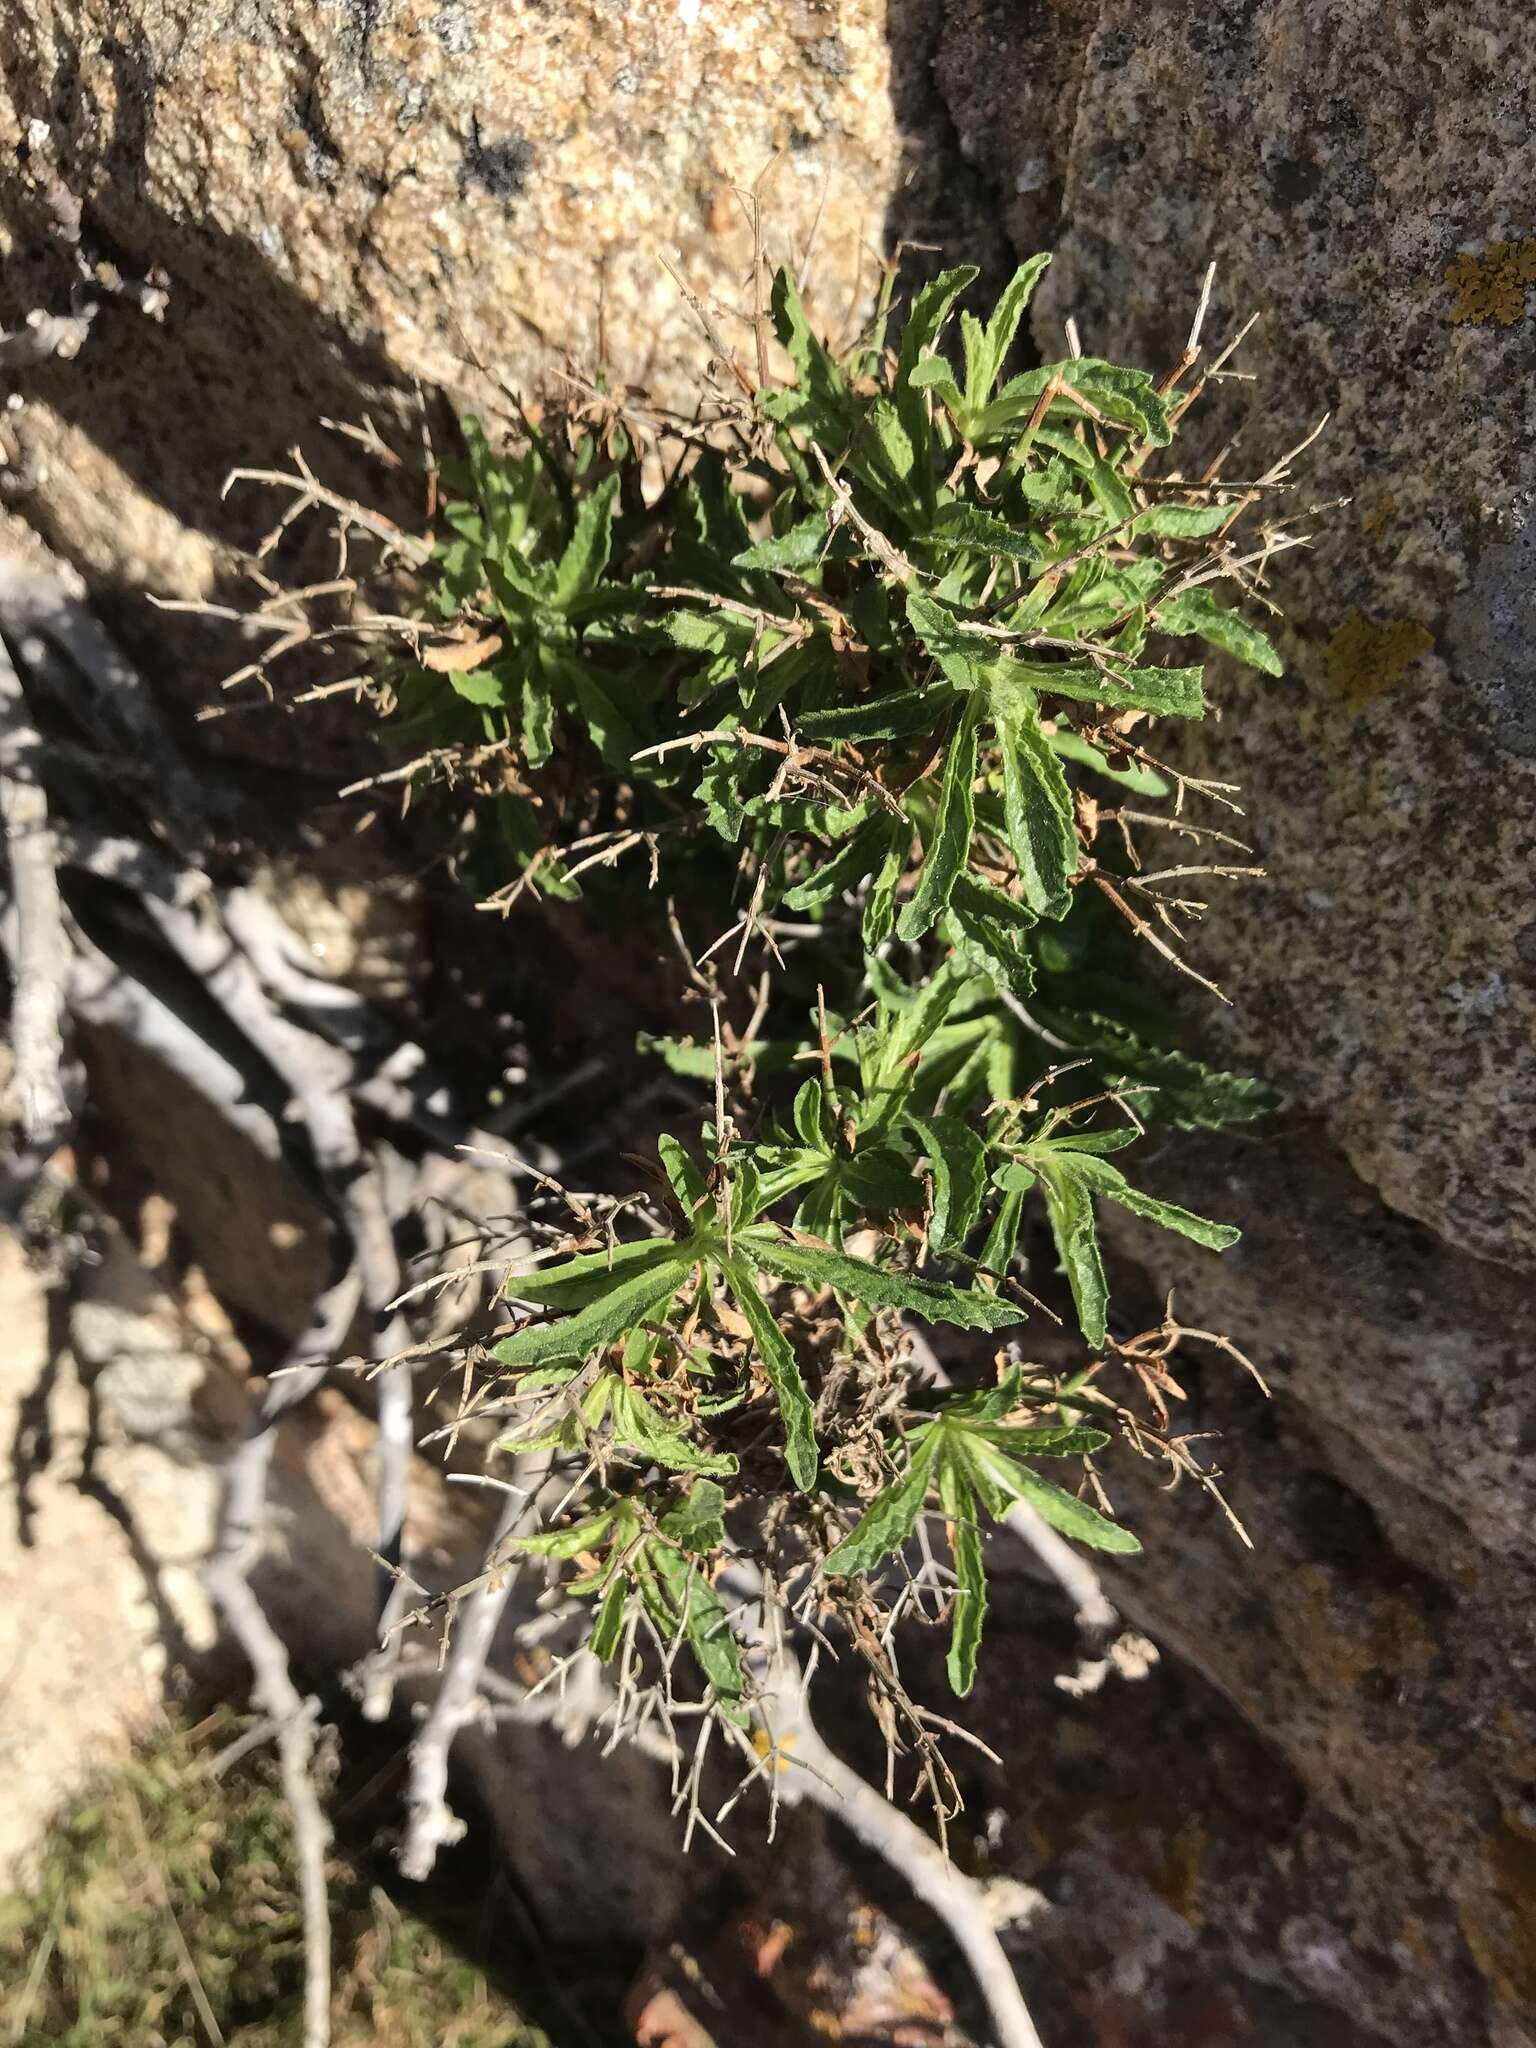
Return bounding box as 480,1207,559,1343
509,1235,689,1313
960,1434,1141,1555
895,264,980,497
1155,588,1283,677
493,1262,687,1373
590,1574,628,1661
765,267,849,437
744,1233,1026,1335
726,1260,820,1490
1031,1155,1110,1349
940,1451,987,1696
649,1542,746,1712
996,696,1078,918
1128,500,1236,540
973,254,1052,408
657,1132,709,1210
997,656,1206,722
782,809,888,910
823,1429,941,1575
897,695,982,941
862,818,907,948
1066,1152,1241,1250
905,590,987,692
733,515,828,572
554,471,621,603
908,1113,988,1253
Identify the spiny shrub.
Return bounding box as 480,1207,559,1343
369,252,1289,1763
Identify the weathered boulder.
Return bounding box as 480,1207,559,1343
903,0,1536,1270
892,3,1536,2039
0,0,895,723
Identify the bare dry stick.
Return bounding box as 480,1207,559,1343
224,452,435,570
202,1556,333,2048
0,630,76,1186
397,1454,549,1879
0,560,232,841
725,1567,1049,2048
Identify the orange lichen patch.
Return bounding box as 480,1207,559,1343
1492,1703,1536,1781
1458,1813,1536,2011
1326,610,1434,707
1396,1914,1438,1973
1361,489,1397,537
1444,238,1536,325
1148,1826,1208,1928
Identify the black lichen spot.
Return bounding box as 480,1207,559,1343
1268,152,1323,210
1096,26,1134,69
460,117,533,204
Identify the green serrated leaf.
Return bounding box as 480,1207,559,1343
962,1436,1141,1553
514,1504,619,1560
897,696,981,941
1048,729,1169,794
997,697,1078,918
766,267,850,439
744,1234,1025,1334
823,1430,941,1574
940,1452,987,1695
858,821,904,949
1155,588,1283,676
908,1113,987,1253
906,354,965,414
923,504,1039,565
658,1478,727,1554
1129,500,1237,540
895,264,980,462
725,1261,819,1489
976,254,1052,406
554,472,620,603
657,1133,709,1210
793,1077,830,1151
509,1237,689,1313
733,516,828,572
494,1262,686,1372
797,689,943,743
905,591,987,693
1031,1155,1109,1348
445,666,506,707
997,655,1206,721
782,808,886,909
978,1184,1025,1285
609,1382,738,1475
1067,1153,1241,1250
590,1573,627,1660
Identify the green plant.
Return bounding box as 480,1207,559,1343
360,252,1289,1755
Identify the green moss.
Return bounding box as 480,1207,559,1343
0,1721,559,2047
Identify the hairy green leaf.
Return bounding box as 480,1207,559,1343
1155,587,1283,676
940,1453,987,1695
726,1261,820,1489
897,696,981,940
745,1233,1025,1334
823,1430,941,1574
494,1263,686,1372
554,472,621,603
997,697,1078,918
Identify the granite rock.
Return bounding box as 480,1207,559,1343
0,0,895,740
921,0,1536,1266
